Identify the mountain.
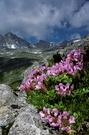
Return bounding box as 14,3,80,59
33,40,71,51
0,33,58,50
33,39,82,51
0,32,82,51
34,40,51,49
58,35,88,58
0,32,66,51
0,33,31,49
58,38,81,49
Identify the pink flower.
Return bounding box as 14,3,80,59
61,126,71,132
48,109,61,127
49,116,60,127
59,112,75,132
55,83,74,96
35,82,42,90
39,108,75,133
40,66,48,71
69,116,75,124
52,109,59,117
39,107,51,120
18,84,25,91
61,111,69,119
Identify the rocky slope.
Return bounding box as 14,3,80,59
60,34,89,57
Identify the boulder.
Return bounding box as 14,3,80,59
0,84,16,107
0,127,2,135
0,84,27,134
8,105,50,135
0,84,58,135
0,106,15,126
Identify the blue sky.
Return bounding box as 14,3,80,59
0,0,89,43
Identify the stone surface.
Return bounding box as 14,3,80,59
0,106,15,126
0,84,16,107
8,105,50,135
0,127,2,135
0,84,17,128
0,84,56,135
0,84,27,134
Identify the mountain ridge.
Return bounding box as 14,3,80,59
0,32,82,51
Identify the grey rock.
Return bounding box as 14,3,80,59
0,127,2,135
0,81,55,134
0,84,27,108
8,105,50,135
16,90,27,107
0,84,16,107
0,106,15,126
0,84,16,128
0,84,27,130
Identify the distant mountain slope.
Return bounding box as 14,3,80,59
0,33,31,49
0,32,86,52
34,40,51,50
57,35,89,58
0,32,75,51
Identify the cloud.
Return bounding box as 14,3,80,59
0,0,88,39
70,1,89,28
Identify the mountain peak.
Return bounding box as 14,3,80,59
0,32,31,49
5,32,17,39
5,32,14,36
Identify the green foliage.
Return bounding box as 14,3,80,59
47,74,72,84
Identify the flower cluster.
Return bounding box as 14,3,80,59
19,66,48,92
55,83,74,96
39,107,75,132
19,49,83,96
47,49,83,76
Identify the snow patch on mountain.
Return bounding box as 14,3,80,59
73,39,81,43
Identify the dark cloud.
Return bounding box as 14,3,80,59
0,0,88,39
